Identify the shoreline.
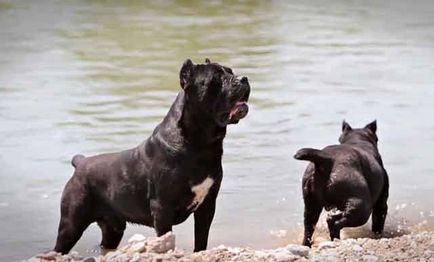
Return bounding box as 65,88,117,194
29,231,434,262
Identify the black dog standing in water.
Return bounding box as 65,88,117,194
54,59,250,254
294,121,389,247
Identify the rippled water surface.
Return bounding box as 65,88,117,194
1,0,434,260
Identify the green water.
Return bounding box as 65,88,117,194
1,0,434,260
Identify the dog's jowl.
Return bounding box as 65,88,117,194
294,120,389,247
53,58,251,254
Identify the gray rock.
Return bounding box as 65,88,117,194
318,241,337,250
285,244,310,257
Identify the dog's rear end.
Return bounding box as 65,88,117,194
295,120,389,247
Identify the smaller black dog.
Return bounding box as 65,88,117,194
294,120,389,247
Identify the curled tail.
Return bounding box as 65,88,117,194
71,154,85,168
294,148,334,166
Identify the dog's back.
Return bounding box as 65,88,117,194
296,144,385,208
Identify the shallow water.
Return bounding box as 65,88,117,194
1,0,434,260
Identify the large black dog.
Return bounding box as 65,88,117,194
294,121,389,247
54,58,250,254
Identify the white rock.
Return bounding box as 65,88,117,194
105,250,123,260
128,234,147,243
228,247,242,254
362,254,379,262
130,241,147,253
146,231,175,253
115,253,131,262
35,251,60,260
273,251,298,262
129,253,141,262
352,244,363,252
254,250,270,258
285,244,310,257
69,250,83,260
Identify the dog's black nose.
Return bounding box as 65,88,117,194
240,76,248,84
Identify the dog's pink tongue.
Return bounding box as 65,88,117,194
229,101,249,120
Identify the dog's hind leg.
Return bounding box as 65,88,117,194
54,180,93,254
302,192,322,246
98,220,126,249
327,198,370,241
372,173,389,235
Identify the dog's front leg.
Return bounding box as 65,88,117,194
150,199,173,236
193,194,216,252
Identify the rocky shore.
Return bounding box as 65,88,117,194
29,231,434,262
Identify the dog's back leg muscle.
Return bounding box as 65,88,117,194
327,198,371,241
302,184,323,247
54,178,93,254
372,171,389,234
97,220,126,249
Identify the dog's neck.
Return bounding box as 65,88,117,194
154,91,226,150
342,138,383,167
342,138,376,151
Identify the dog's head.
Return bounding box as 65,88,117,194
339,120,378,145
179,58,250,127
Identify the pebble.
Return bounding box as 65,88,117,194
318,241,337,250
273,251,298,262
130,241,147,253
362,254,379,262
70,250,83,260
35,251,59,260
128,234,147,243
146,232,175,253
104,250,123,261
352,244,363,252
285,244,310,257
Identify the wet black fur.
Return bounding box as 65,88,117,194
53,59,250,254
294,120,389,247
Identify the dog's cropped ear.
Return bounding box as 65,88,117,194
180,59,194,90
364,120,377,134
342,120,352,133
205,58,211,64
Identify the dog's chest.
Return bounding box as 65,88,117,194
187,177,214,211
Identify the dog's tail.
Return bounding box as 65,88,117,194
71,154,85,168
294,148,334,166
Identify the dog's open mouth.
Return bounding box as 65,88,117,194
228,101,249,123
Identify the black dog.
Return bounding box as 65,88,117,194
294,120,389,247
53,58,250,254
